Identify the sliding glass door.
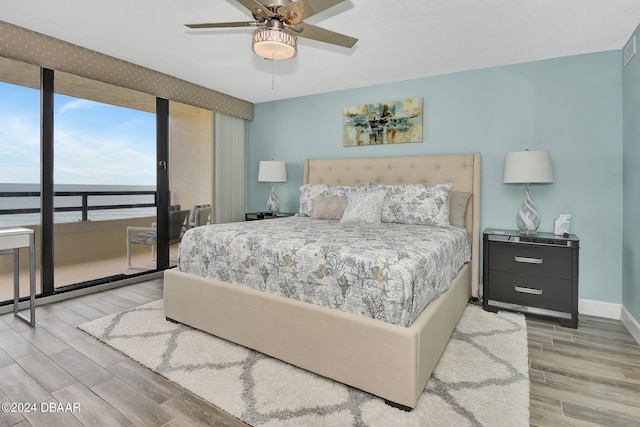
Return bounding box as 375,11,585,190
168,100,213,236
52,72,158,287
0,58,43,303
0,56,218,302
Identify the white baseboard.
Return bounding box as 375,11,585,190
579,299,640,345
578,298,622,319
621,306,640,346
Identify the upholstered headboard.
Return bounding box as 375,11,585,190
303,153,482,298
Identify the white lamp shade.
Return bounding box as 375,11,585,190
503,150,553,184
252,27,297,61
258,161,287,183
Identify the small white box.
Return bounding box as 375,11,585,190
554,219,570,236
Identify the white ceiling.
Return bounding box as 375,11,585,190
1,0,640,104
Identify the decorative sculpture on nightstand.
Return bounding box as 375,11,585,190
503,150,554,235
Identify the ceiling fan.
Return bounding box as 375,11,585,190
185,0,358,60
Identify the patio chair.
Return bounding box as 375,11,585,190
189,204,212,228
126,209,190,269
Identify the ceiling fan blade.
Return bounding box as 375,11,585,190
293,23,357,48
185,21,259,29
277,0,344,25
236,0,275,20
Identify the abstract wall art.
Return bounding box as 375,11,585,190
343,97,423,146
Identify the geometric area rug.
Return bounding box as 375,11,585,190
78,301,529,426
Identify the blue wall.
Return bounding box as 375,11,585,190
623,24,640,320
248,51,624,305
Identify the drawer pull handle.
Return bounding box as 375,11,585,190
514,286,543,295
514,256,543,264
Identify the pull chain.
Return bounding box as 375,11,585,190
271,54,275,90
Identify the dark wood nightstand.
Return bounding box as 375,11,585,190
483,229,580,328
245,211,295,221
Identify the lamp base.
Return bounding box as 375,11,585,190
266,182,280,213
518,228,538,236
517,185,540,235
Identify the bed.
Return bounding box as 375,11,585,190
164,153,481,410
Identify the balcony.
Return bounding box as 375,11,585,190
0,189,180,303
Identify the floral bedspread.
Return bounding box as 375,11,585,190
178,217,471,327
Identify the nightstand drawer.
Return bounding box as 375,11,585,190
487,271,572,312
488,242,572,279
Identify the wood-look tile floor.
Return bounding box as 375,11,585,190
0,279,248,427
528,314,640,426
0,279,638,426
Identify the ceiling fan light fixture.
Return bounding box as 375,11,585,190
251,27,297,60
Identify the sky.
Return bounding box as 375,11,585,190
0,81,156,186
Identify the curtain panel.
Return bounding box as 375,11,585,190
214,113,246,223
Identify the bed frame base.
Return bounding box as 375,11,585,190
164,263,470,409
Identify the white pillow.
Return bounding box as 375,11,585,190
340,190,386,224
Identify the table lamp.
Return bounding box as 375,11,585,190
503,150,553,235
258,160,287,213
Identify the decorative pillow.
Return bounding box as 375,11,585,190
298,184,363,217
340,190,386,224
367,183,453,227
450,191,471,228
311,195,348,220
366,183,402,223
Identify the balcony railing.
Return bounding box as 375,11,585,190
0,190,157,222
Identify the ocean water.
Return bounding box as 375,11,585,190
0,183,157,227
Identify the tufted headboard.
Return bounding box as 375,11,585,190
303,153,482,297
